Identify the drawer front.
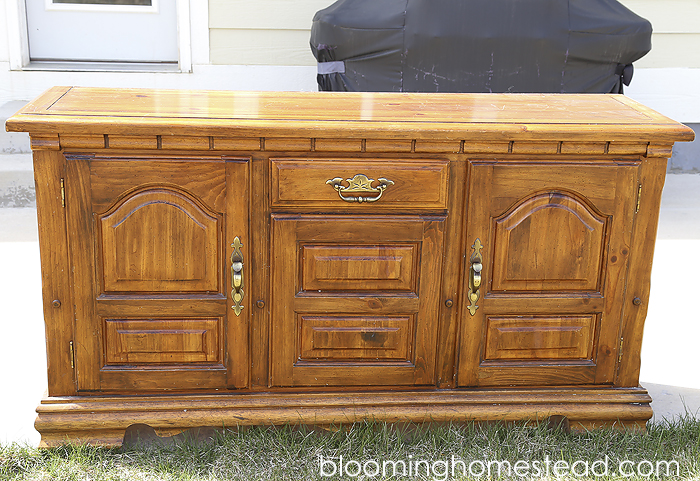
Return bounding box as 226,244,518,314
270,159,449,211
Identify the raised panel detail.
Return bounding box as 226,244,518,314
484,315,596,361
100,188,221,293
104,318,222,364
301,245,417,292
492,192,607,292
298,316,413,362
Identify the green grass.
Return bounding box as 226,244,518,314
1,415,699,480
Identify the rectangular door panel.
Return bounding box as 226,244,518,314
297,315,414,362
103,318,223,365
301,245,418,292
483,315,597,361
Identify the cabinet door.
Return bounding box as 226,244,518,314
458,161,639,386
66,155,249,391
270,215,445,387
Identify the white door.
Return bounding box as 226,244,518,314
26,0,178,63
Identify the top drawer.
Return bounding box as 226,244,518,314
270,158,449,211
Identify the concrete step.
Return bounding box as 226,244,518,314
1,101,31,155
0,153,35,208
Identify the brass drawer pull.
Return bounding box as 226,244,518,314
467,238,483,316
231,236,244,316
326,174,394,203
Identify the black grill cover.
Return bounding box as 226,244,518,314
310,0,651,93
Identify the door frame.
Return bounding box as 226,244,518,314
5,0,193,71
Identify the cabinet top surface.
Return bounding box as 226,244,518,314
6,86,695,142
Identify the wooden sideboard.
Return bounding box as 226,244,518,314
6,87,694,446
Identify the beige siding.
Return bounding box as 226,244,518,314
210,29,316,66
209,0,700,68
209,0,329,65
209,0,329,30
635,34,700,68
618,0,700,33
619,0,700,68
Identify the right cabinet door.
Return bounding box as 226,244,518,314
458,161,640,387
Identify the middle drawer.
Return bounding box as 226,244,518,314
270,158,449,211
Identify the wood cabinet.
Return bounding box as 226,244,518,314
6,87,694,446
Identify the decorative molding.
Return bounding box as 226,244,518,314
35,387,653,446
30,134,60,150
52,135,660,157
646,144,674,158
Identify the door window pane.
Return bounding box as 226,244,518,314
27,0,177,62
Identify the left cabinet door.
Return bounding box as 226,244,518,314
65,155,250,392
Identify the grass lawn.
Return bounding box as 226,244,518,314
1,415,698,480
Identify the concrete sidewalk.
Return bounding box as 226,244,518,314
0,175,698,446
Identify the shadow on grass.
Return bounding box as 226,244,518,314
1,415,698,480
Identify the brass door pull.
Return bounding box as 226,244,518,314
231,237,244,316
467,238,483,316
326,174,394,203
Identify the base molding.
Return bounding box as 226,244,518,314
35,386,653,446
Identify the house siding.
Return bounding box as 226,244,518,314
619,0,700,68
209,0,326,65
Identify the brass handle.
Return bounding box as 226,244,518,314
472,262,482,289
231,237,244,316
467,239,484,316
326,174,394,203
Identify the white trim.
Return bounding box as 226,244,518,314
176,0,192,72
44,0,159,14
189,0,209,65
6,0,30,70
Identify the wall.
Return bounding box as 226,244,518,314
618,0,700,69
209,0,325,66
1,0,699,170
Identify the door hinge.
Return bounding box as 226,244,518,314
69,340,75,369
60,178,66,208
635,184,642,213
618,337,624,363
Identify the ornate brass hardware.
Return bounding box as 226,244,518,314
326,174,394,203
231,236,244,316
467,238,483,316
